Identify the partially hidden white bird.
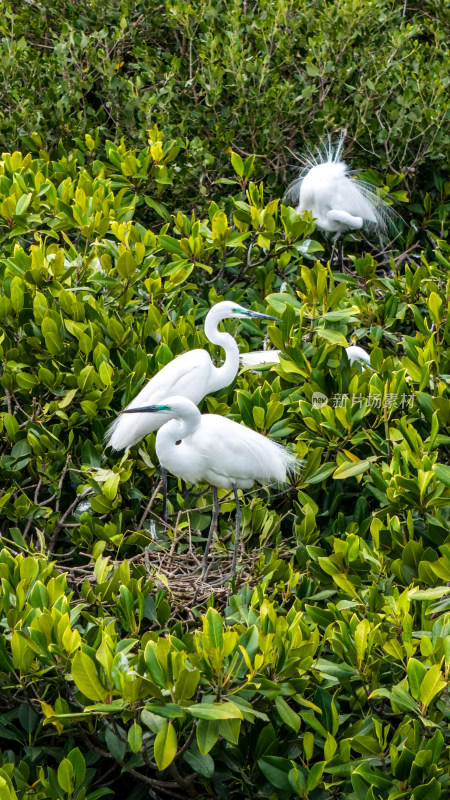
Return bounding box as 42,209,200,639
285,132,397,266
122,396,301,579
105,301,278,517
240,345,375,370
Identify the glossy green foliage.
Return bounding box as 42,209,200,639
0,3,449,797
0,0,449,190
0,132,449,797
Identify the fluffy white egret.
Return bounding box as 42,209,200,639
285,132,397,266
105,301,278,518
240,344,374,370
122,396,300,579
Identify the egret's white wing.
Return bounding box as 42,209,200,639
105,349,213,450
240,350,281,368
194,415,300,490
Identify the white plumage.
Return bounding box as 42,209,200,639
105,300,277,451
285,132,396,238
344,345,373,368
240,345,374,370
151,397,299,491
122,396,300,578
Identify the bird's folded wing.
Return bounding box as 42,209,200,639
126,352,208,408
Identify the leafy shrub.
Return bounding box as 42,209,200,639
0,127,449,797
0,3,449,798
1,0,449,194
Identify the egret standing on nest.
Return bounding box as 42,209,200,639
105,301,279,517
285,132,397,267
122,396,301,581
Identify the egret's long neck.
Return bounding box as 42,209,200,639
204,313,239,393
156,403,201,450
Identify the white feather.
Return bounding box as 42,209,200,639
240,345,374,370
153,397,302,491
285,132,398,237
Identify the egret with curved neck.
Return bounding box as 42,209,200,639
105,301,278,452
104,301,279,519
122,396,301,580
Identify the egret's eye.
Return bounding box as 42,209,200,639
175,439,182,445
232,307,243,314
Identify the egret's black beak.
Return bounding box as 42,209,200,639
121,405,162,414
247,310,280,322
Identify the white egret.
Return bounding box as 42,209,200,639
240,344,375,370
122,396,301,579
105,301,278,517
285,132,397,266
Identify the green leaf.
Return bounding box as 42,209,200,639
432,463,450,487
218,717,241,745
173,668,200,702
307,761,325,791
390,685,419,713
57,759,74,794
202,607,223,651
419,665,446,709
44,330,64,355
188,701,243,720
412,778,442,800
116,250,137,279
231,151,244,177
71,651,108,702
324,733,337,761
184,747,214,778
333,459,372,480
103,473,120,500
105,727,126,763
144,196,171,221
407,658,427,700
157,234,185,255
144,641,166,687
196,719,219,755
128,723,143,754
154,721,177,771
67,748,86,788
145,703,184,719
354,618,370,668
258,756,293,791
316,328,348,346
275,696,300,733
265,292,303,314
428,292,443,324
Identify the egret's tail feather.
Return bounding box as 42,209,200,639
354,180,401,235
280,448,305,481
283,176,303,205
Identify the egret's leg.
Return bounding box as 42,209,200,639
230,484,242,578
161,467,168,523
337,239,343,270
329,241,335,266
201,487,219,578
